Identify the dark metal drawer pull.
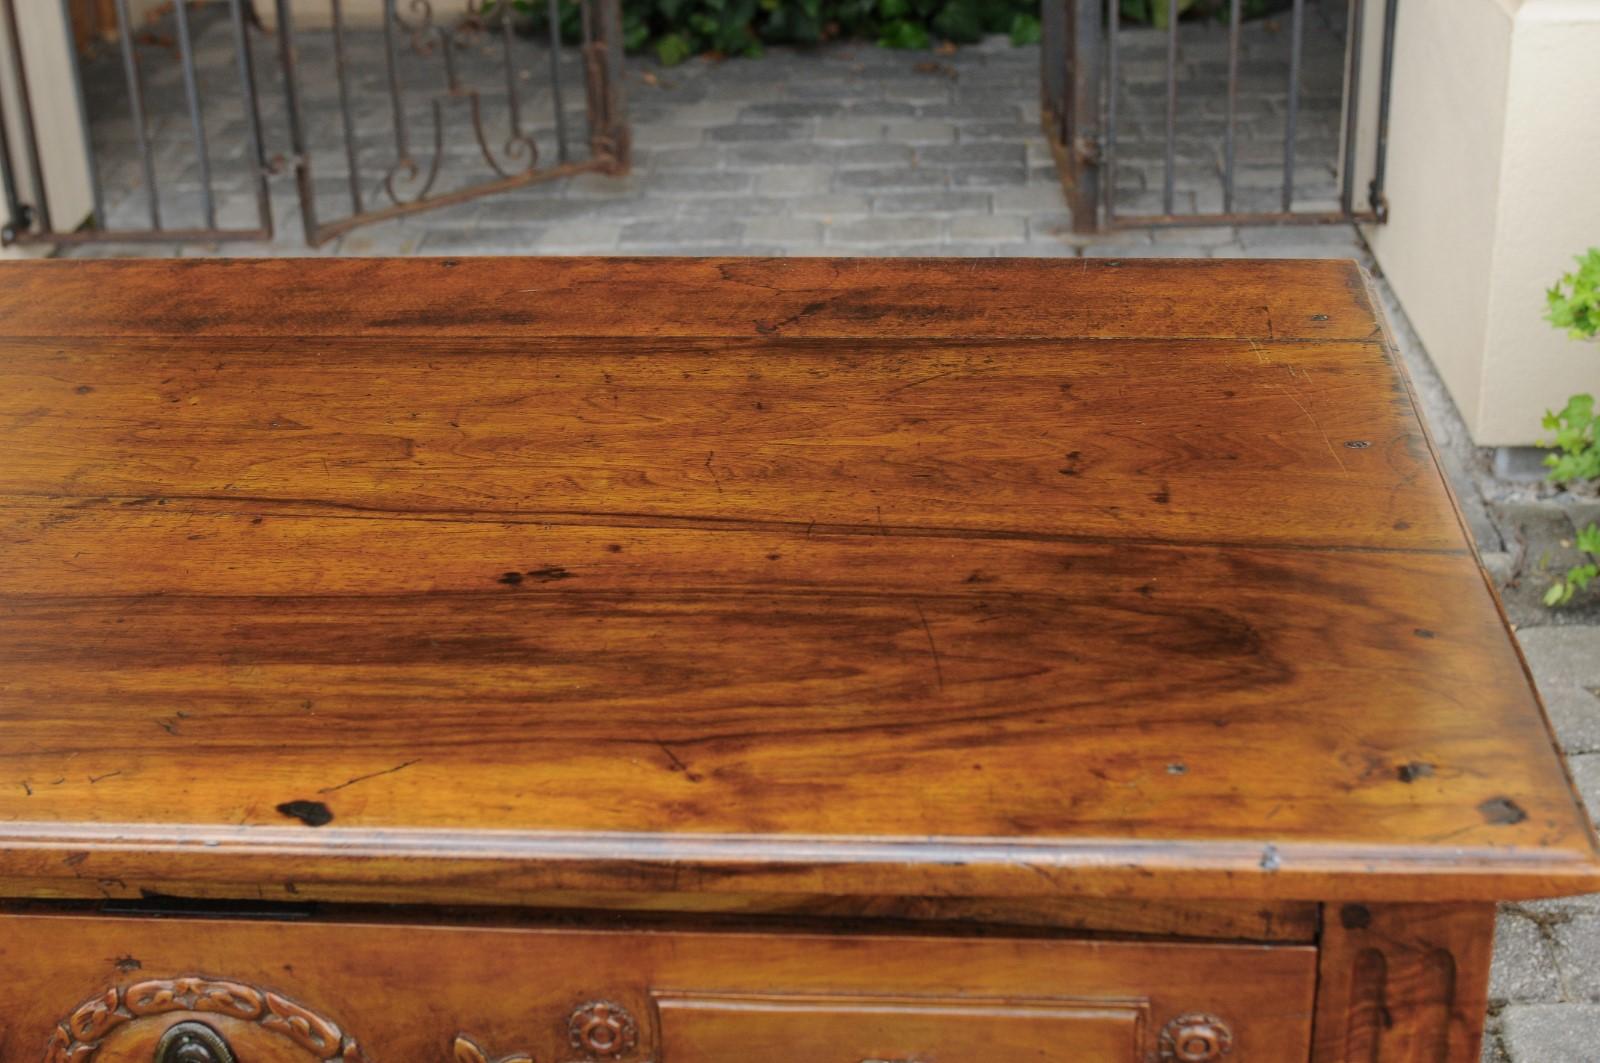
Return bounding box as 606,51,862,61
155,1021,236,1063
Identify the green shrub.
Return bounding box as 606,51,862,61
1542,393,1600,485
1539,247,1600,607
1539,394,1599,606
494,0,1288,65
1547,247,1600,341
1544,523,1599,608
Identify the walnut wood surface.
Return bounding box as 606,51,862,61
1311,902,1495,1062
0,257,1595,906
0,911,1318,1062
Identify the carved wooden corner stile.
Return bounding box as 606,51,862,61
1311,904,1495,1063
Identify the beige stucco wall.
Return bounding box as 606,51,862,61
0,0,95,259
1362,0,1600,446
1477,1,1600,444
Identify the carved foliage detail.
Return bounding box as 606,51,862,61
43,978,530,1063
66,988,125,1043
453,1034,534,1063
45,978,359,1063
126,978,264,1021
261,991,344,1056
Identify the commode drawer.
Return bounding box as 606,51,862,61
0,913,1315,1062
655,993,1146,1061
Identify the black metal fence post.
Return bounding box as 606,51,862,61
1041,0,1105,234
1044,0,1398,233
584,0,631,173
1067,0,1105,232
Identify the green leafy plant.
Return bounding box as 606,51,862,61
1544,523,1600,607
1120,0,1196,28
1007,13,1040,45
1542,393,1600,484
492,0,1036,62
1546,247,1600,341
490,0,1286,66
1538,247,1600,607
1122,0,1288,28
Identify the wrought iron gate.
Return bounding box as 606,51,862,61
1042,0,1398,232
0,0,628,249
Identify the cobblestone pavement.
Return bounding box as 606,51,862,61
66,2,1352,259
57,8,1599,1060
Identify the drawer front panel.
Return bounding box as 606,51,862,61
0,913,1315,1063
656,993,1144,1061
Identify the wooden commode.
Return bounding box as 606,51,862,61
0,257,1595,1063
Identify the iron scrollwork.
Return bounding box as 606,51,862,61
280,0,628,246
380,0,542,205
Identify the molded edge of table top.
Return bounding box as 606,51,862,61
2,822,1598,905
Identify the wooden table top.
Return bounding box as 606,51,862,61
0,257,1595,906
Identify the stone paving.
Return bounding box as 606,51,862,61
1486,625,1600,1061
64,1,1353,259
51,6,1600,1060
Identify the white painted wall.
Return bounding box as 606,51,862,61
0,0,95,258
1362,0,1600,446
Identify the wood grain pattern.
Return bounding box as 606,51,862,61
0,333,1462,550
0,911,1318,1063
653,993,1144,1062
0,257,1381,340
1311,903,1495,1063
0,257,1595,908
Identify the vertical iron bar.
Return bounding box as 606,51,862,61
546,0,569,162
1368,0,1399,220
439,21,460,92
585,0,629,169
114,0,161,228
275,0,319,243
1283,0,1304,212
1105,0,1118,225
1040,0,1064,139
172,0,215,229
579,0,598,149
228,0,272,235
0,20,21,238
492,0,531,166
1066,0,1103,233
1222,0,1240,214
383,0,412,163
58,0,105,229
1162,0,1178,216
2,0,53,232
331,0,365,213
1340,0,1366,216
